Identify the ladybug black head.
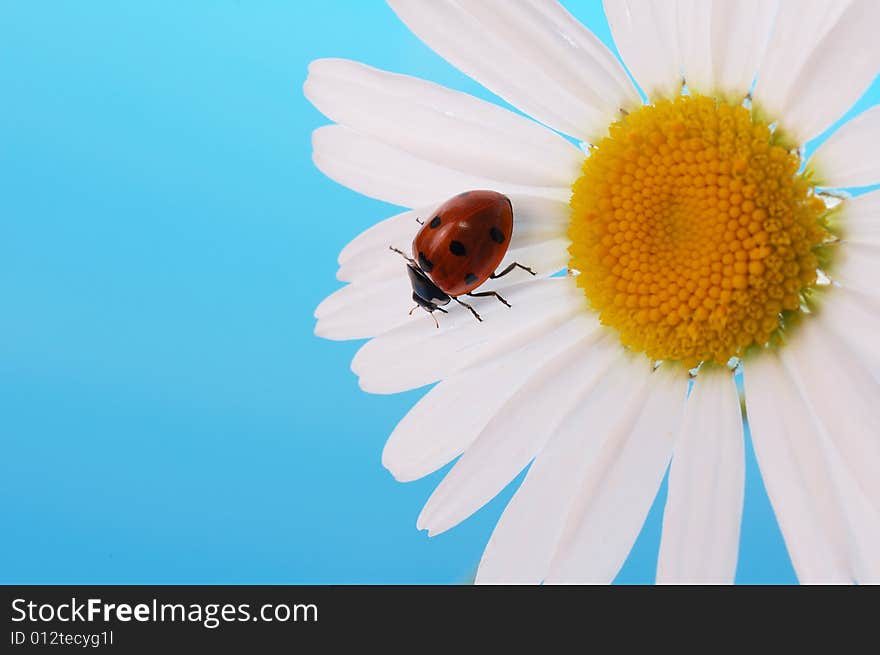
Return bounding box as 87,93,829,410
406,263,450,312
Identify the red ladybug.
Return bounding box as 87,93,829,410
391,190,535,325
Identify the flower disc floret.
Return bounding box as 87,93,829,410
569,95,832,366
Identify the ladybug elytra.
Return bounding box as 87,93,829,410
391,190,535,326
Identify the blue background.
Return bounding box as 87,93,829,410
2,1,877,584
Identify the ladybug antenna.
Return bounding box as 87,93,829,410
389,246,417,266
408,305,419,315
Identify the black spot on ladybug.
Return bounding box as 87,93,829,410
429,216,441,229
449,240,466,256
418,251,433,272
464,273,477,285
459,191,471,197
490,226,505,244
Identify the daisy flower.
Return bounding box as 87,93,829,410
306,0,880,583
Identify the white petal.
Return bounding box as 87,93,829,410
316,235,568,341
817,288,880,372
656,369,744,584
476,355,656,584
338,207,430,270
312,125,567,208
336,194,570,283
382,314,600,482
781,322,880,582
495,237,571,282
837,190,880,237
844,233,880,250
338,234,567,290
710,0,777,99
808,105,880,189
417,335,624,537
352,277,583,393
826,450,880,583
305,58,583,188
831,243,880,298
676,0,713,95
388,0,639,141
743,353,855,583
314,276,416,341
677,0,776,99
543,364,686,584
754,0,851,128
773,0,880,143
779,322,880,516
336,219,426,286
603,0,681,100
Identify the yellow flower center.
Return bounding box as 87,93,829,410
569,94,833,368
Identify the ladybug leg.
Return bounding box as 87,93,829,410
467,290,511,308
452,297,482,322
412,304,447,328
490,262,537,279
415,217,424,225
427,307,447,328
389,246,417,266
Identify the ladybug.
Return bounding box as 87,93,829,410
390,190,535,325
